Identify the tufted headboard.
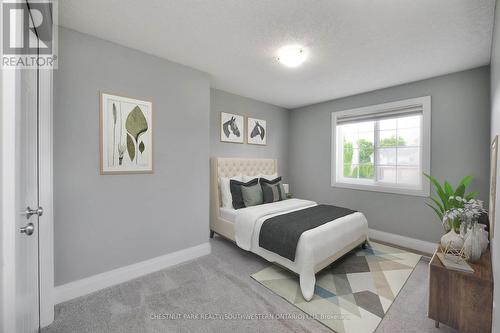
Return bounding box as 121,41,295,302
210,158,278,237
214,157,277,179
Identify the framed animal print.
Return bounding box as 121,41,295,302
220,112,244,143
100,92,153,174
247,117,266,145
490,135,498,239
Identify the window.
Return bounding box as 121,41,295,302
331,96,431,196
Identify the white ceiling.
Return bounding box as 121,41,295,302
59,0,495,109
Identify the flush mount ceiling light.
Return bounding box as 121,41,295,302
277,45,307,68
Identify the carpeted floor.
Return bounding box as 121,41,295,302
252,242,422,333
43,237,457,333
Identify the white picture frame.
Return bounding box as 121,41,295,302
490,135,498,239
247,117,267,145
220,112,244,143
100,92,153,174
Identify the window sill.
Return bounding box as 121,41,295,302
331,180,430,197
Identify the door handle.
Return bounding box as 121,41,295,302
20,223,35,236
24,206,43,219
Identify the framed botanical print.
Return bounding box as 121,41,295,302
100,92,153,174
247,117,266,145
220,112,244,143
490,135,498,239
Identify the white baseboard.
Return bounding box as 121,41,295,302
368,228,437,255
53,232,432,304
54,242,211,305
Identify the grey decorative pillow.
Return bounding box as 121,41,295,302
261,182,285,204
230,178,258,209
241,183,263,207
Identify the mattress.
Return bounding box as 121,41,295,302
220,207,237,222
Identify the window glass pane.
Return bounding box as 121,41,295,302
376,148,397,165
343,163,374,180
339,123,359,133
357,163,374,179
397,128,420,147
357,121,374,132
379,118,397,130
378,130,398,147
349,148,359,164
343,163,356,178
334,98,428,194
343,132,358,149
397,115,421,129
397,147,420,166
358,131,374,143
397,167,420,185
357,132,374,164
377,166,397,183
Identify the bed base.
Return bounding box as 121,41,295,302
209,157,369,301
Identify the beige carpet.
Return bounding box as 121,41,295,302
251,242,421,333
44,237,456,333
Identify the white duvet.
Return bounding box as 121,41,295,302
233,198,369,301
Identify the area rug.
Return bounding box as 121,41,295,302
251,242,421,333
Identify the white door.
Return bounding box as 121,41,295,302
15,66,41,332
2,2,47,331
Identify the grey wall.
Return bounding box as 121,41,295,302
54,28,210,286
490,0,500,329
210,89,290,181
289,67,491,243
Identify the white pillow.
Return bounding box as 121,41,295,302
242,174,260,182
219,175,242,208
260,173,278,181
242,173,277,182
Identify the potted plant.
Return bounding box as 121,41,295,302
424,174,478,249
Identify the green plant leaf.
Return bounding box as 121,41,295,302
126,106,148,142
430,196,444,213
424,173,445,195
459,175,473,188
437,187,449,210
444,181,454,197
127,133,135,162
424,172,480,224
454,184,465,198
139,141,145,154
465,191,479,200
426,203,443,221
424,173,448,210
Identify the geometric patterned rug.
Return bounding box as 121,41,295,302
251,242,421,333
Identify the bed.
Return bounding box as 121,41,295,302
210,157,369,301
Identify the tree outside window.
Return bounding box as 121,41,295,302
343,135,405,179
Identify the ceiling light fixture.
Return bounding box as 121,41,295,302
277,45,307,68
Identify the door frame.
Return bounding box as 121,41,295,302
38,69,55,328
0,61,54,332
1,67,20,333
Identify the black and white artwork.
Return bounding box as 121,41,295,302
100,93,153,174
220,112,244,143
247,117,266,145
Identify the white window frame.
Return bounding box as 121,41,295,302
331,96,431,197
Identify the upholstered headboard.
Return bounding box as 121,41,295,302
210,158,278,237
214,157,277,179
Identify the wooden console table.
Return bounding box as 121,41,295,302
428,248,493,333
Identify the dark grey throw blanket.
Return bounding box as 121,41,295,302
259,204,356,261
